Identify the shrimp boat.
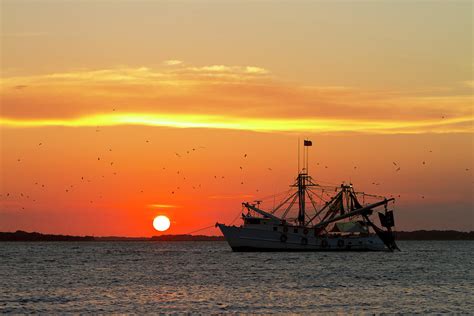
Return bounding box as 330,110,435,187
217,140,399,252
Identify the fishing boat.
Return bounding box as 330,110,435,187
217,140,399,252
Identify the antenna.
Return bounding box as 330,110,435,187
297,137,300,174
306,136,309,174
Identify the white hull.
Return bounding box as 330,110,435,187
217,224,388,251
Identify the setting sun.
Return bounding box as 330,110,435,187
153,216,171,232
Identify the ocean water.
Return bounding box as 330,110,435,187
0,241,472,314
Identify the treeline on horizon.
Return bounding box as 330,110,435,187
394,230,474,240
0,230,473,242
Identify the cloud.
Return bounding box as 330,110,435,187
0,63,472,134
1,112,471,134
171,64,270,81
184,65,267,74
462,80,474,88
244,66,268,74
163,59,183,66
149,204,178,208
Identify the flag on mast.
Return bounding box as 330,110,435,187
304,140,312,146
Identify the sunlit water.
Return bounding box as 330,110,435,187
1,241,472,313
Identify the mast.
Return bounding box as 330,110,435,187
297,173,306,226
295,139,313,227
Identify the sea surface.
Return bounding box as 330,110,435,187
0,241,472,314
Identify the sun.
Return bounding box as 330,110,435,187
153,215,171,232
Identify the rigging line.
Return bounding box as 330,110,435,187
186,225,215,235
230,207,244,225
319,209,339,231
355,192,386,199
313,178,340,186
270,168,278,211
349,191,363,208
257,188,293,203
307,190,342,224
272,182,277,210
308,188,331,203
282,194,298,219
313,184,339,191
326,191,345,221
306,189,323,225
192,207,244,236
307,187,329,203
305,190,319,214
271,191,298,214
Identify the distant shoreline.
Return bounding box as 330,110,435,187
0,230,473,242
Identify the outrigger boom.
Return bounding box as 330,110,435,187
313,198,395,229
242,202,280,221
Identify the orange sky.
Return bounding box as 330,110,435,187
0,1,472,235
